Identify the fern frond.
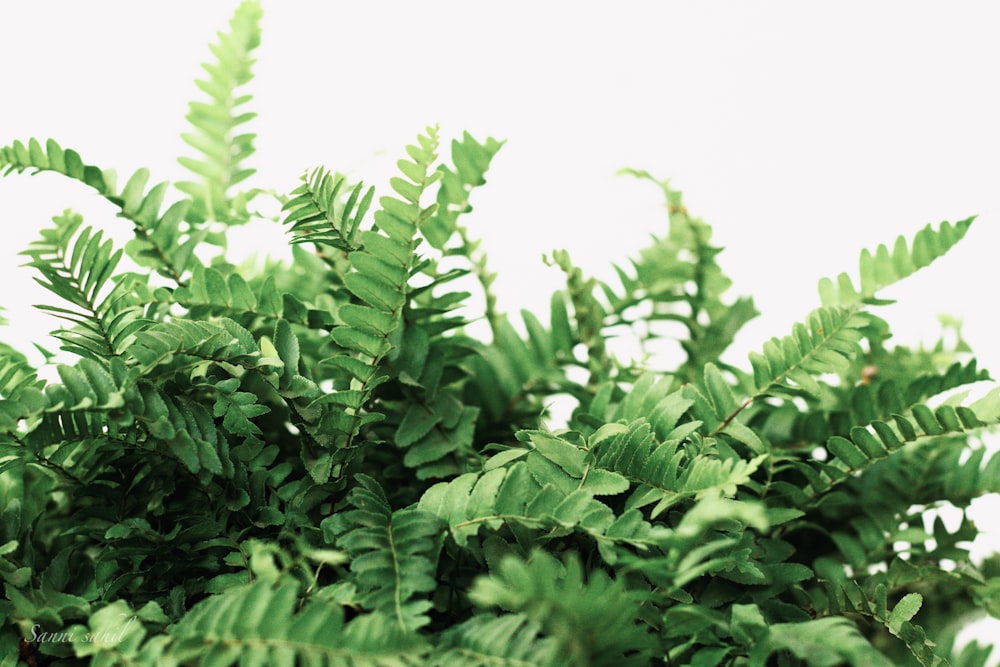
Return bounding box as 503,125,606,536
581,373,689,440
0,140,199,283
24,412,113,456
176,0,263,223
465,312,574,433
419,431,665,564
302,127,441,484
819,217,975,307
126,317,265,377
613,170,758,378
20,210,149,363
547,249,612,386
131,382,234,478
176,263,273,320
435,614,564,667
0,359,133,487
424,131,504,249
592,419,766,518
0,352,43,403
168,582,428,665
613,495,770,596
744,613,896,667
468,549,657,666
323,474,442,632
172,263,336,333
860,361,986,429
811,563,952,667
0,354,42,429
0,357,127,447
281,167,374,254
422,132,504,332
396,398,480,480
748,306,868,399
782,390,1000,506
56,600,169,664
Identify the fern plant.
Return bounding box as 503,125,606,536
1,3,998,666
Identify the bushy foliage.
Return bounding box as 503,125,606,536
1,4,998,665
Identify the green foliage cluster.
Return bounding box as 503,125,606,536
1,4,998,665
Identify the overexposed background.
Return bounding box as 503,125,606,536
1,0,998,652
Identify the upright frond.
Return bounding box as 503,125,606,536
422,132,505,332
295,127,441,484
176,0,263,223
614,169,758,379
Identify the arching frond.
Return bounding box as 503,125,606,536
0,4,996,665
0,140,199,282
819,217,975,307
811,562,952,667
21,210,149,362
744,612,896,667
780,389,1000,506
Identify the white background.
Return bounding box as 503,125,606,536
1,0,998,651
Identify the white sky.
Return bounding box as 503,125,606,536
1,0,999,650
1,3,997,365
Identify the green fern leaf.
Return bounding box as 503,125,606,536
747,615,895,667
323,474,442,632
282,167,375,253
0,140,199,282
787,389,1000,505
169,582,428,665
612,170,759,377
591,419,765,517
819,217,974,307
435,614,564,667
812,563,953,667
299,128,440,483
419,439,666,564
21,210,145,362
127,318,263,376
749,306,867,398
588,373,692,440
175,0,263,223
468,549,656,666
